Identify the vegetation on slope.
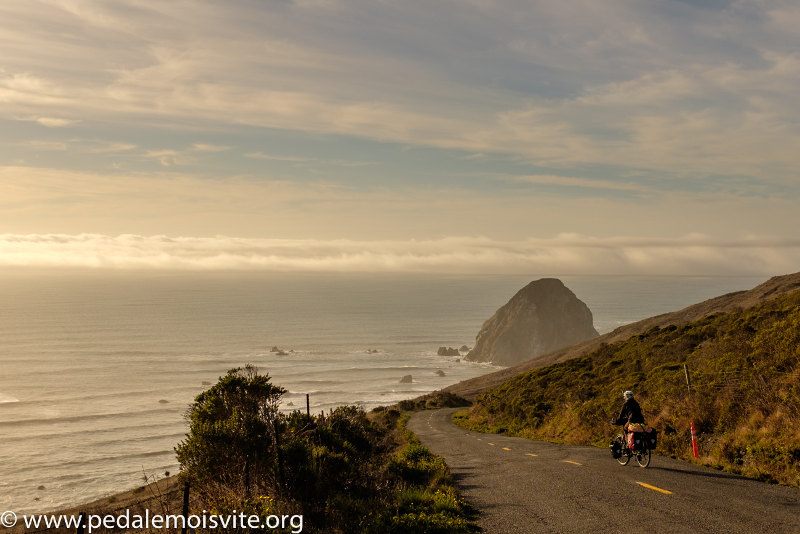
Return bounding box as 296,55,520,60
176,365,478,533
455,290,800,486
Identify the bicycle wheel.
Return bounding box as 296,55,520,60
615,435,630,465
635,448,651,468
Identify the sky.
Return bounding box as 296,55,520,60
1,0,798,275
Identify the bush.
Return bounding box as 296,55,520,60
176,366,478,533
175,365,285,504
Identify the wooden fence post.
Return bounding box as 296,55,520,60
274,422,285,496
684,364,691,394
181,481,190,534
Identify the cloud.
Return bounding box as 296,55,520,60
142,144,231,165
15,116,79,127
245,152,312,163
0,233,797,276
1,1,799,249
191,143,231,152
503,174,651,193
36,117,77,127
1,165,796,245
2,1,799,184
87,141,137,153
0,165,371,237
467,51,800,179
245,151,375,167
143,149,185,167
0,71,67,106
17,140,69,151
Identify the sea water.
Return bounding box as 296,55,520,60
0,271,764,514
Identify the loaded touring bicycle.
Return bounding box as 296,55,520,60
610,423,658,467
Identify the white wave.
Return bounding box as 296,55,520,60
0,393,19,404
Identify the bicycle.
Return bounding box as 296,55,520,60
609,422,657,468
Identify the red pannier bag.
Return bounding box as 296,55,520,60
627,423,655,451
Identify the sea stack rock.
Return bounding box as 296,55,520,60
466,278,598,366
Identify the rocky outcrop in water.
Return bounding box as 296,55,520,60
465,278,598,366
437,346,460,356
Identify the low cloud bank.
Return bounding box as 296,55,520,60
1,233,797,276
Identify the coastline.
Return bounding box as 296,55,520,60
2,274,775,517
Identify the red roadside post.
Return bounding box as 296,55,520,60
685,365,699,458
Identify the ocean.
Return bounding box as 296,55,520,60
0,271,765,514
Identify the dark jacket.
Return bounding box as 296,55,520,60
615,397,644,425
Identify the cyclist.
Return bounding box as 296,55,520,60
611,390,644,442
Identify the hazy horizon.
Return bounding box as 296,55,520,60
1,1,799,275
0,233,797,276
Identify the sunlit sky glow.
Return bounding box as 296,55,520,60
1,0,798,274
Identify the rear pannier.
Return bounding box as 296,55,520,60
627,423,657,451
646,428,658,449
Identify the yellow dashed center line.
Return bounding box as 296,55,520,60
488,443,495,446
502,447,511,451
526,453,538,457
636,482,673,495
562,460,582,466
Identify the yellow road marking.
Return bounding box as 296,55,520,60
502,447,511,451
488,443,495,446
636,482,673,495
526,453,538,457
562,460,582,466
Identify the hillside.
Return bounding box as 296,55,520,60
446,272,800,398
454,288,800,486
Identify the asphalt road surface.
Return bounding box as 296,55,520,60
407,409,800,534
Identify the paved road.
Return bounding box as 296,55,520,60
408,409,800,534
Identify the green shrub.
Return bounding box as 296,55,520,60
177,366,478,533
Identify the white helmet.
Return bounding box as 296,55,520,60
623,391,634,399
